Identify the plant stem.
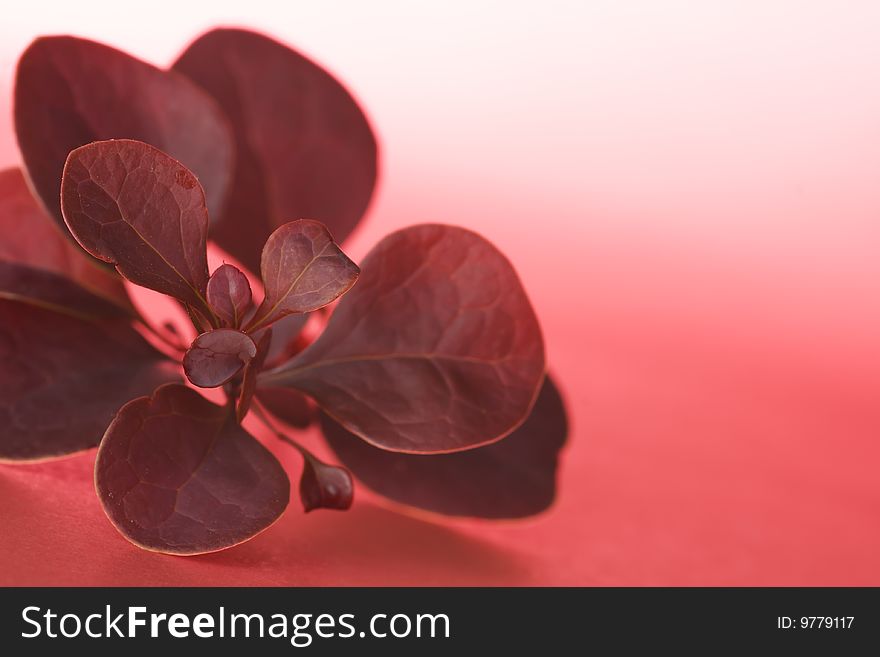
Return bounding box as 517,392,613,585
135,318,186,352
251,401,309,459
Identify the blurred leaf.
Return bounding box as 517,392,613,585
0,299,179,462
260,313,311,369
0,261,129,320
322,375,568,518
174,28,377,271
257,386,315,429
15,36,232,227
0,167,131,310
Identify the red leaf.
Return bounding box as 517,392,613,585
14,36,232,228
321,375,568,518
299,454,353,512
256,387,315,429
0,261,129,321
261,313,311,369
183,329,257,388
173,28,377,272
261,224,546,453
237,329,272,422
61,140,213,316
246,220,359,332
95,384,290,555
0,299,179,462
0,167,132,311
207,263,252,328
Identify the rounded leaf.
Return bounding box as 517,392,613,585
95,384,290,555
61,140,212,311
257,387,315,429
0,299,179,462
0,167,132,311
0,261,129,321
173,28,377,272
247,220,359,332
183,329,257,388
207,264,252,328
15,35,232,228
322,375,568,518
263,224,546,453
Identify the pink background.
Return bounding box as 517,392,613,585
1,1,879,585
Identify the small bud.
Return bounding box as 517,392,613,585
300,454,353,512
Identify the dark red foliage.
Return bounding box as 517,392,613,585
0,261,129,321
0,167,131,310
207,264,252,328
299,454,354,513
0,298,179,462
237,329,272,422
260,314,311,368
61,140,214,317
15,36,233,227
246,220,359,332
261,224,546,453
256,387,315,430
1,28,564,555
173,28,377,273
183,328,257,388
322,376,568,518
95,384,289,554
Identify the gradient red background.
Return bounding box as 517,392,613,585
1,1,879,585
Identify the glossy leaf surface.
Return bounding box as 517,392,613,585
207,263,252,328
0,299,179,462
183,329,257,388
173,28,377,272
61,140,212,312
247,220,358,331
322,375,567,518
299,454,353,512
95,384,289,554
263,224,546,453
15,36,232,227
0,167,131,310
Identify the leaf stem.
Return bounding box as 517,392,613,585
135,318,187,353
198,296,222,330
186,304,209,334
251,401,309,459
